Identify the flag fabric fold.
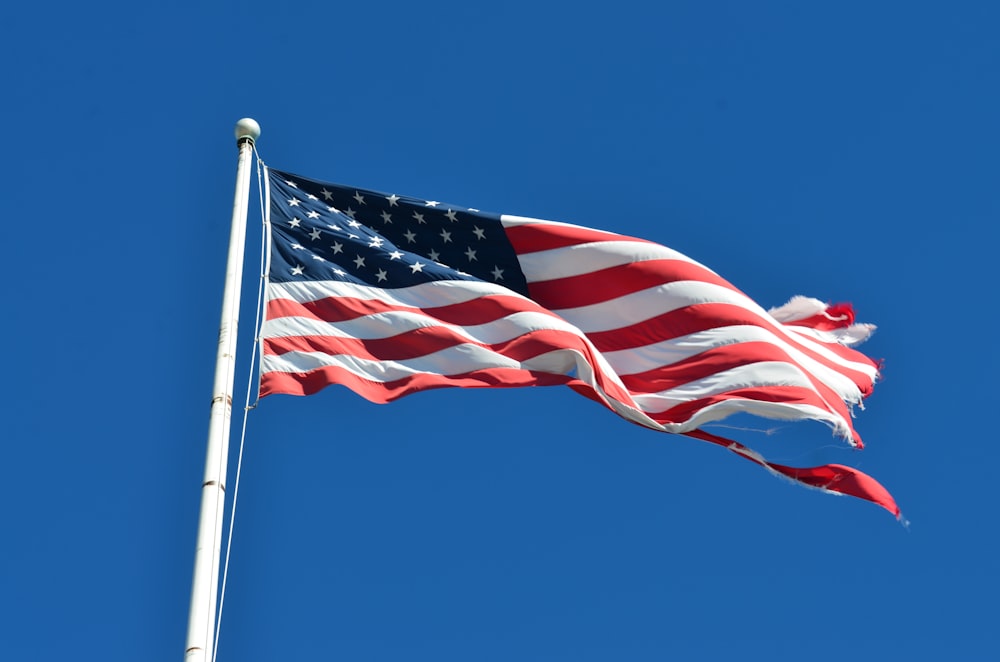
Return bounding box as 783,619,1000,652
259,166,898,517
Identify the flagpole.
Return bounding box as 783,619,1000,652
185,118,260,662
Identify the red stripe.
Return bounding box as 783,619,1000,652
526,259,735,310
505,222,652,254
260,363,573,401
618,342,800,392
684,429,899,517
585,303,752,351
264,326,601,365
569,380,901,518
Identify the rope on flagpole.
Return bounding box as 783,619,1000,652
211,150,271,662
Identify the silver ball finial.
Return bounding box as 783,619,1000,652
235,118,261,145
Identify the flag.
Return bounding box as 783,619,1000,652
260,167,899,517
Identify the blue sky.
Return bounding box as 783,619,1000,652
2,2,997,660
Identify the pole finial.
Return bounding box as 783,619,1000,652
234,118,261,146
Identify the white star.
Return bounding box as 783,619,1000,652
375,269,388,282
472,226,486,240
348,219,362,228
321,188,333,201
403,230,417,243
307,210,320,219
332,267,345,276
353,191,366,205
445,209,458,222
368,236,384,248
428,249,441,261
291,243,304,250
309,228,322,240
440,229,452,243
410,261,425,273
464,247,477,261
312,255,325,262
468,208,480,212
291,265,304,275
285,180,298,188
289,218,301,228
344,207,357,219
412,211,426,224
353,255,366,269
389,250,404,260
386,194,400,207
331,241,343,254
425,200,440,207
288,198,300,207
491,266,504,280
380,211,393,224
307,194,318,201
327,223,341,231
327,205,340,213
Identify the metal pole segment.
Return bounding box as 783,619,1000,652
185,119,261,662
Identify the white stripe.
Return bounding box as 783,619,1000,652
553,279,751,333
631,361,822,412
654,399,849,436
500,214,625,235
267,277,519,309
514,239,702,282
263,343,525,379
263,308,590,346
783,322,877,347
768,296,828,322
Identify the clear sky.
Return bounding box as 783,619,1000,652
2,2,996,660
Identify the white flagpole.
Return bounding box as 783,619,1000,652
185,118,260,662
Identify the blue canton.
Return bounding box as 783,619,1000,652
267,169,529,296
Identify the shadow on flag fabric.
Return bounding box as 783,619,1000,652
259,166,899,518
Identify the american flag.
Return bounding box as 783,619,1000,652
260,167,898,517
